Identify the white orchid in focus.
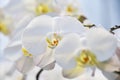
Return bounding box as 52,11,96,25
22,15,86,70
54,27,117,78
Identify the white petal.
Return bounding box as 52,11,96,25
16,56,34,74
22,15,53,55
116,47,120,60
86,27,117,61
102,71,118,80
0,58,14,77
114,29,120,40
54,33,81,69
11,13,35,36
98,54,120,72
62,66,85,79
4,41,22,61
22,0,37,12
34,49,55,70
53,16,86,34
42,61,55,70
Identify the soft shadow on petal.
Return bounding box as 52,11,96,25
16,56,35,74
54,33,81,69
87,27,117,61
22,0,37,12
62,66,85,79
53,16,86,34
34,49,55,70
42,61,56,70
102,71,118,80
22,15,53,55
97,54,120,72
116,47,120,60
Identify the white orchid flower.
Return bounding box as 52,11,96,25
40,64,108,80
54,27,117,78
22,15,86,70
54,0,82,17
3,14,35,74
0,9,14,35
22,0,56,16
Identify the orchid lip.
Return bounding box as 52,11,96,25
46,33,62,49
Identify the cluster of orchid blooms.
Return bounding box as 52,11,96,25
0,0,120,80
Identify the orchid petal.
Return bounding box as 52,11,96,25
53,16,86,34
62,66,85,79
16,56,34,74
97,54,120,72
34,49,55,70
54,33,81,69
4,41,22,61
22,15,53,55
86,27,117,61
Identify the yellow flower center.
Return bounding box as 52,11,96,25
75,50,97,67
0,22,9,35
22,48,32,57
46,33,61,49
66,4,77,14
35,4,51,15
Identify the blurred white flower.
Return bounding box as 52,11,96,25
54,27,117,78
0,9,14,35
3,14,35,74
22,0,56,16
22,15,86,70
54,0,82,17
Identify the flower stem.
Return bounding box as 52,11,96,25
77,15,95,28
36,69,44,80
110,25,120,34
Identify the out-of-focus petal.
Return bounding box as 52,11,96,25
16,56,34,74
22,0,37,12
11,13,35,36
54,33,81,69
4,41,22,61
114,29,120,40
0,58,14,77
62,66,85,79
97,54,120,72
22,15,53,55
116,47,120,60
42,61,55,70
53,16,86,34
102,71,118,80
86,27,117,61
